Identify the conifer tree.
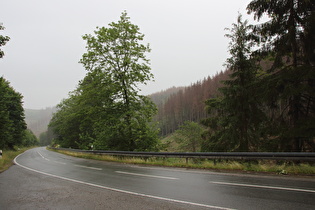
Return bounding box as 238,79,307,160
247,0,315,151
202,15,264,152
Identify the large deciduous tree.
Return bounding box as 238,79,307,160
51,11,158,151
80,11,158,151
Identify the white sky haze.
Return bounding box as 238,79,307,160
1,0,255,109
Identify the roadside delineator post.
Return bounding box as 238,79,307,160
0,150,2,159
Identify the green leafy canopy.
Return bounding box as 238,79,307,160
50,11,158,151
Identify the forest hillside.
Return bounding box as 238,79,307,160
150,70,230,136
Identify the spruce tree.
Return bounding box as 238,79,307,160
202,15,264,152
247,0,315,151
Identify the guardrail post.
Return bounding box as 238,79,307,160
186,157,189,165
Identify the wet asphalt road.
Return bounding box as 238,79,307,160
1,147,315,209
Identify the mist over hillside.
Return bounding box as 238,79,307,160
25,107,56,137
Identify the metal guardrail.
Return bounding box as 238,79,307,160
50,147,315,162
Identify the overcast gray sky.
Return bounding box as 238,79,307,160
1,0,255,109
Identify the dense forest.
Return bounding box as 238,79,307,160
46,1,314,153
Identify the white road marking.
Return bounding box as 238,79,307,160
211,181,315,193
115,171,179,180
38,150,67,165
74,164,102,171
37,151,50,161
14,152,234,210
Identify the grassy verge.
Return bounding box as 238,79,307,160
49,148,315,176
0,147,34,173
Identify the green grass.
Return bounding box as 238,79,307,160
0,147,34,173
49,148,315,176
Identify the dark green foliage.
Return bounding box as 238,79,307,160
0,77,28,149
247,0,315,151
49,12,159,151
22,129,38,147
49,95,82,148
202,15,265,152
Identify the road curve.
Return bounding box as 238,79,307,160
3,147,315,209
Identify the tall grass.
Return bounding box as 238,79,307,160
50,149,315,175
0,147,33,173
